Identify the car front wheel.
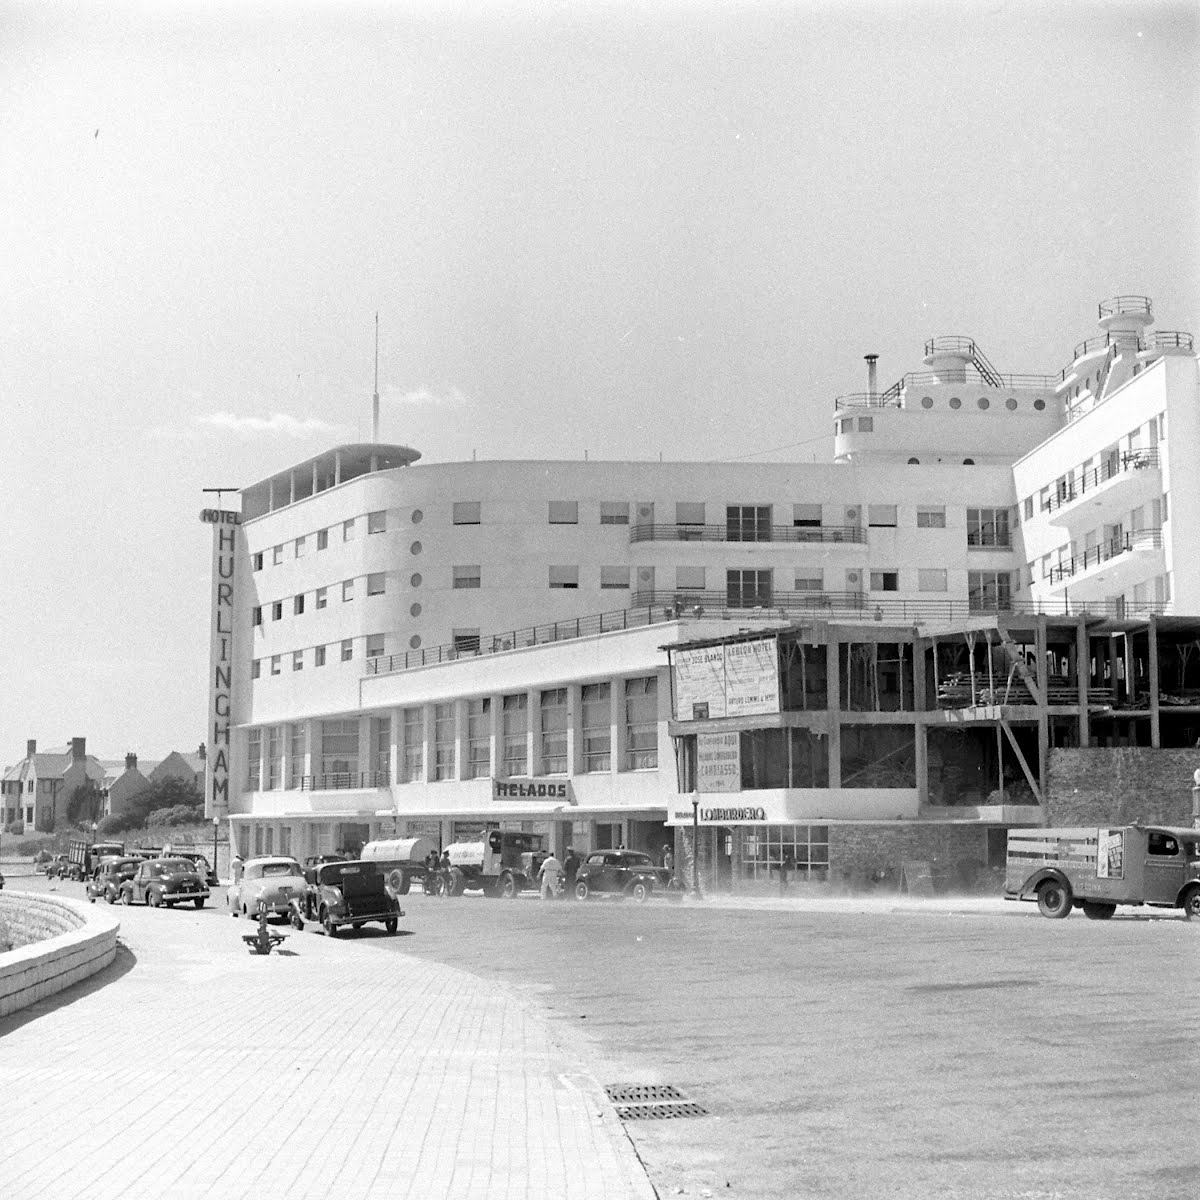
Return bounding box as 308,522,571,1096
1037,879,1072,919
630,880,650,904
497,872,518,900
1181,885,1200,920
322,909,339,938
574,880,590,901
121,890,131,905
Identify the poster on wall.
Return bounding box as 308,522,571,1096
672,636,779,720
1096,827,1124,879
697,732,741,792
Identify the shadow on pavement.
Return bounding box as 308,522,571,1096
0,941,137,1038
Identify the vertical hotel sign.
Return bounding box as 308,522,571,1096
201,508,241,817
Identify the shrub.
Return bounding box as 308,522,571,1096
4,821,24,836
98,812,141,837
147,805,203,827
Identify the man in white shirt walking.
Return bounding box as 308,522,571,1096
538,851,563,900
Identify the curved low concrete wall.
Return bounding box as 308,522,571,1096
0,892,119,1019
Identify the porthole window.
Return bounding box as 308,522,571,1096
411,509,423,524
410,540,422,555
409,602,422,617
921,396,933,409
410,572,422,587
1033,398,1046,411
949,397,962,410
1005,398,1018,411
409,635,422,649
908,457,920,465
977,397,990,410
963,458,975,465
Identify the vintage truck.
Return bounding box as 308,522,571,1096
442,829,547,898
359,837,437,896
67,839,126,881
1005,824,1200,919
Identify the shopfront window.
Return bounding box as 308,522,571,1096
740,729,829,788
581,682,611,772
540,689,568,774
402,708,424,782
246,728,262,789
740,825,829,883
288,724,305,788
623,676,658,770
433,704,455,781
320,719,359,780
466,699,491,779
501,694,528,777
266,726,282,790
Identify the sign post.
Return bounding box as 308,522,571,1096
691,795,700,897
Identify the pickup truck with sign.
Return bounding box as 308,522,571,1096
1005,825,1200,919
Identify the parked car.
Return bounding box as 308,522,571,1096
119,858,210,908
171,851,219,888
306,860,402,936
86,856,143,904
573,850,673,902
44,854,72,880
228,856,309,920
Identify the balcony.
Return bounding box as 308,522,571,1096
1041,449,1161,524
629,523,866,545
1139,331,1193,353
298,771,389,791
1047,530,1163,589
1098,295,1152,320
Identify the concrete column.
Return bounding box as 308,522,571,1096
1148,616,1161,748
826,641,842,787
358,717,371,787
303,719,317,784
422,704,434,783
911,635,927,712
1035,615,1049,804
1076,618,1090,747
454,699,467,780
526,690,538,776
488,694,502,778
610,680,622,775
566,683,581,774
915,718,929,809
312,460,319,494
334,450,343,485
268,478,276,511
289,470,296,505
388,706,401,787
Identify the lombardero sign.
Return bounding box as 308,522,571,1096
671,804,769,825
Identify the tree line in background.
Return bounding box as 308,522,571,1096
2,777,204,838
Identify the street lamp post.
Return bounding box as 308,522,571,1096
212,817,221,880
691,795,701,898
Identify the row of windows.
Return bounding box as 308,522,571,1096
252,510,389,570
245,676,659,787
252,574,389,625
252,634,387,677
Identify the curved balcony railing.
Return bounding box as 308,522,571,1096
834,392,902,410
1041,449,1160,515
1047,529,1163,585
924,335,977,357
630,523,865,546
1099,296,1152,319
1139,330,1193,352
298,771,389,791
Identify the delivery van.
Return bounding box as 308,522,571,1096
1005,824,1200,919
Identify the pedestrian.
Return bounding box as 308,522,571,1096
538,850,563,900
563,846,580,898
439,849,452,897
231,853,245,887
780,850,794,895
662,843,674,882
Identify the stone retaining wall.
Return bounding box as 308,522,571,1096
1046,748,1199,826
0,892,119,1019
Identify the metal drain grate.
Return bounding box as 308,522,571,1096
605,1084,685,1104
614,1101,709,1121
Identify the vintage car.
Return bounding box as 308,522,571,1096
172,850,220,888
573,850,673,902
307,860,402,937
119,857,210,908
43,854,71,880
86,856,143,904
228,856,309,920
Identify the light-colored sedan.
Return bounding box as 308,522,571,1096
227,856,308,920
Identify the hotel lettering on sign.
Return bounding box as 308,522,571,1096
201,508,241,818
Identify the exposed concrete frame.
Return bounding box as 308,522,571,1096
1000,719,1044,808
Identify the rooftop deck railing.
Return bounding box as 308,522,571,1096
1139,330,1193,352
1098,295,1152,319
1047,529,1163,585
298,771,390,791
1041,449,1160,515
629,522,866,545
835,368,1057,412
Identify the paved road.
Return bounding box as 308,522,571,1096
369,890,1200,1200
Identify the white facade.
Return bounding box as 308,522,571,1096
218,296,1198,865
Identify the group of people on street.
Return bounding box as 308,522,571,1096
536,846,582,898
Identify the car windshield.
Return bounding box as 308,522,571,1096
157,859,192,873
622,853,654,866
261,862,302,877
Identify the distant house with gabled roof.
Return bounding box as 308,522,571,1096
1,738,108,831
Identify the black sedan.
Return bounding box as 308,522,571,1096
573,850,672,903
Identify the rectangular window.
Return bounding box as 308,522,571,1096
452,501,481,525
600,501,629,525
539,688,568,774
314,645,326,667
272,544,283,565
251,659,261,679
675,565,705,591
294,594,305,616
402,707,424,782
295,536,306,558
967,508,1011,547
370,716,390,781
918,569,947,592
367,572,386,596
867,504,897,527
726,505,771,542
623,676,658,770
289,724,305,787
320,718,359,778
270,654,281,676
581,682,611,773
857,416,873,432
793,504,822,528
433,703,455,781
794,569,823,591
600,565,630,589
292,650,303,671
968,570,1013,611
916,506,945,528
272,600,283,621
342,579,354,602
343,518,356,541
247,729,261,788
252,552,263,571
726,569,772,608
367,510,387,534
453,565,481,589
501,694,528,777
267,726,282,789
870,570,899,592
549,500,578,524
317,528,329,550
675,501,705,526
316,587,327,609
452,629,481,653
1024,496,1034,520
252,606,263,627
366,634,385,659
549,565,579,589
466,698,491,779
340,638,353,662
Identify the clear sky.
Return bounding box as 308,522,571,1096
1,0,1196,761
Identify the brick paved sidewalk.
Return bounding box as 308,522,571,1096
0,898,657,1200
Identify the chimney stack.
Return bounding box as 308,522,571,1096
864,354,879,398
125,753,138,772
71,737,86,762
26,738,36,759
